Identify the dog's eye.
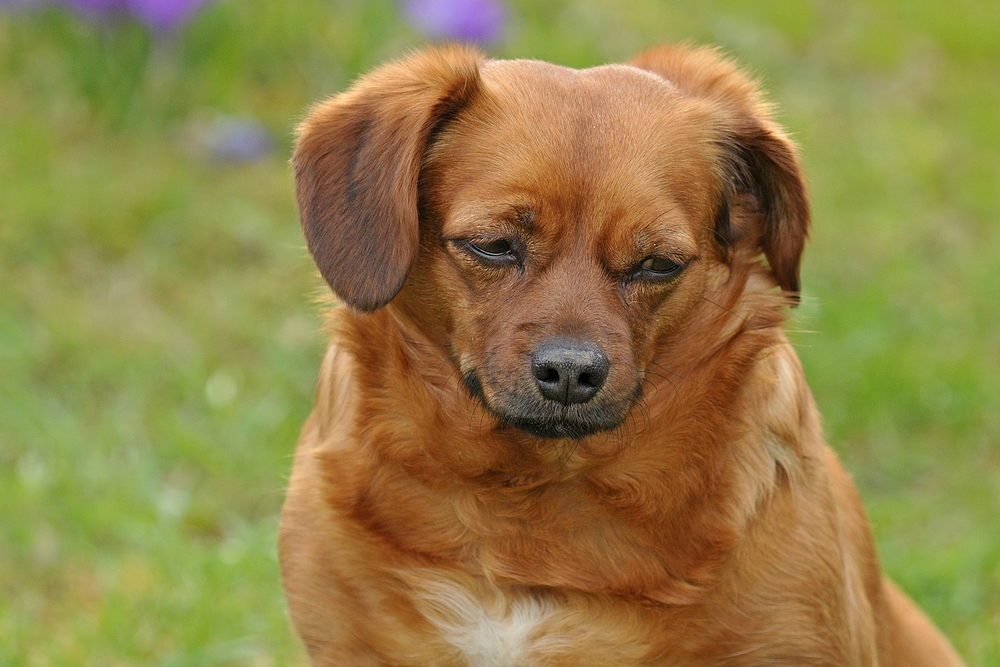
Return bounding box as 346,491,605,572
638,256,684,277
469,239,514,258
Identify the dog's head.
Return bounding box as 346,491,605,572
294,45,809,440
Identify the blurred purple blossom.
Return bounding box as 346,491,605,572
403,0,507,43
6,0,212,31
0,0,47,9
184,115,275,163
127,0,207,32
63,0,124,12
207,117,274,163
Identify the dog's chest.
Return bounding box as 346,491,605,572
406,576,660,667
410,579,558,667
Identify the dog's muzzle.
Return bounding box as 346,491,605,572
465,338,638,440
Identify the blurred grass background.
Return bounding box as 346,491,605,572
1,0,998,664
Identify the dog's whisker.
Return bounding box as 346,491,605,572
642,369,677,397
634,396,652,434
700,294,751,327
650,360,700,386
639,375,663,402
643,369,680,401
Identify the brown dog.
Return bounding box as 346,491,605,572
279,44,966,666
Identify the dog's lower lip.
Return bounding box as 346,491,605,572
505,417,603,439
496,408,627,439
476,391,625,439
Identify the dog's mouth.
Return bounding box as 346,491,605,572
500,411,625,439
463,369,639,439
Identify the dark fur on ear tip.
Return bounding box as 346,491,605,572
718,131,809,305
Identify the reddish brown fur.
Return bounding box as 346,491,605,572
280,44,965,666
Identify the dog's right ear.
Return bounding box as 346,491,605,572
631,44,810,304
294,46,483,312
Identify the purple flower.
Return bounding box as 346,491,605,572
207,117,275,163
63,0,127,13
127,0,206,32
62,0,209,31
403,0,507,43
184,115,275,163
0,0,49,9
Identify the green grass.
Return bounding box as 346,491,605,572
1,0,998,664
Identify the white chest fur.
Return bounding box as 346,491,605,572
405,573,559,667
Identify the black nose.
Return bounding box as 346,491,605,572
531,339,610,405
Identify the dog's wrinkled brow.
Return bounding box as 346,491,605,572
442,201,537,237
490,203,536,232
512,206,536,230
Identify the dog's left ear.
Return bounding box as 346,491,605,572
631,45,810,302
294,46,483,312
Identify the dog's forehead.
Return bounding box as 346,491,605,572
431,59,719,239
480,58,680,107
475,59,699,149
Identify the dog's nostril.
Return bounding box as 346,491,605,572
540,368,560,383
530,339,610,406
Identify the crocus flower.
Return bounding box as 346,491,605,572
62,0,209,31
127,0,207,32
206,117,275,163
0,0,48,9
184,115,275,163
62,0,127,14
64,0,128,14
403,0,507,43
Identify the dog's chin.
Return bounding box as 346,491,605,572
499,413,622,439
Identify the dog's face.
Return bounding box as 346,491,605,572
294,46,809,440
417,61,722,438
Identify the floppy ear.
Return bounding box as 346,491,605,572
293,46,483,312
630,44,810,301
